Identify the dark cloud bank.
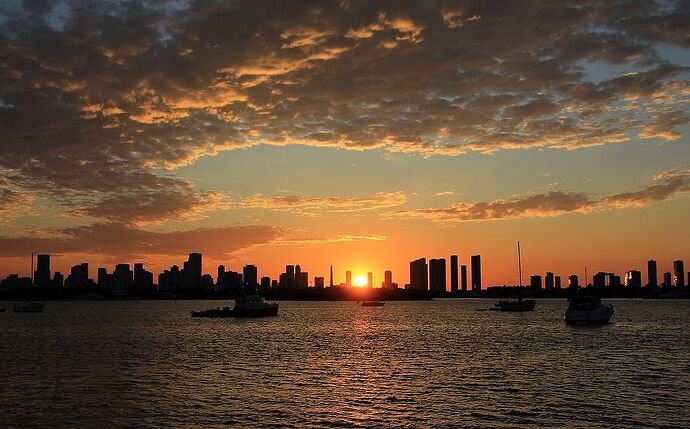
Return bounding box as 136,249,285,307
1,0,689,256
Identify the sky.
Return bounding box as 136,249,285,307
0,0,689,287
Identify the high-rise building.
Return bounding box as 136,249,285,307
555,276,561,289
471,255,481,292
217,265,225,287
545,272,554,289
461,265,467,292
429,258,447,293
68,263,89,287
314,276,325,288
647,259,658,287
663,272,672,287
329,265,333,287
260,276,271,290
296,267,308,289
113,263,133,292
243,264,258,286
187,252,202,288
673,260,685,287
593,272,607,287
34,254,51,287
383,270,393,289
530,275,542,289
410,258,428,290
625,270,642,288
568,275,579,289
53,272,64,288
367,272,373,289
450,255,458,292
285,265,295,289
345,271,352,287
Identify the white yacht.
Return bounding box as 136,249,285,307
565,296,613,325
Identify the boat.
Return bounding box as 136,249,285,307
492,241,536,312
492,298,536,312
361,301,385,307
191,294,278,318
13,302,46,313
565,296,614,325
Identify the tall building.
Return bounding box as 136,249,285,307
663,272,672,287
367,272,373,289
673,260,685,287
314,276,325,288
53,272,64,288
217,265,225,287
555,276,561,289
471,255,481,292
113,263,133,291
461,265,467,292
285,265,295,289
345,271,352,287
530,275,542,289
68,263,89,287
296,266,308,289
187,252,202,288
593,272,607,287
625,270,642,288
545,272,554,289
383,270,393,289
647,259,657,287
329,265,333,287
429,258,447,293
243,264,258,286
450,255,458,292
568,275,579,289
34,254,51,287
410,258,428,290
260,276,271,290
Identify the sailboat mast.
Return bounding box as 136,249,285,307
517,241,522,288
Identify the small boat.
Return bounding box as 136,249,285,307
192,294,278,318
13,302,46,313
492,298,536,312
565,296,614,325
361,301,385,307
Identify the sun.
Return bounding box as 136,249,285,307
354,275,367,287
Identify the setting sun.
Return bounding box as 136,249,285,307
354,275,367,287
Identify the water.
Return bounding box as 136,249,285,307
1,299,689,428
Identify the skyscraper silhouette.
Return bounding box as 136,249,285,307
450,255,458,292
647,259,657,287
471,255,481,292
34,254,51,287
329,265,333,287
673,260,685,287
461,265,467,292
345,270,352,287
243,264,258,286
429,258,446,293
410,258,428,290
367,272,373,289
545,272,554,289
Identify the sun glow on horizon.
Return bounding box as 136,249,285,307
354,275,367,287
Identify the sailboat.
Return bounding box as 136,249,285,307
492,241,536,312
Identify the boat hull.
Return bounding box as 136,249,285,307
493,300,536,312
13,302,46,313
361,301,385,307
565,307,614,325
191,305,278,318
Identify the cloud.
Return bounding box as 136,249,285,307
0,0,689,226
434,191,456,196
386,168,690,222
237,191,407,213
0,223,284,260
278,234,388,245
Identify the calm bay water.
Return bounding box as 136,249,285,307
1,299,689,428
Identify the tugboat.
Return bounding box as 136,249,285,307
492,241,536,312
565,296,614,325
13,302,46,313
191,293,278,318
361,301,385,307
